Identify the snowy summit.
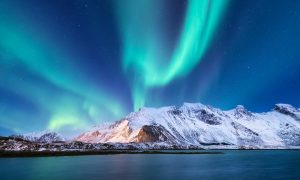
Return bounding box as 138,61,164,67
75,103,300,149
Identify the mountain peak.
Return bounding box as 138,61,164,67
233,105,252,118
75,102,300,148
236,105,245,109
274,103,296,111
181,102,206,110
274,103,300,121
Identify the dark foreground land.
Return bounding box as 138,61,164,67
0,136,226,157
0,150,223,157
1,136,299,157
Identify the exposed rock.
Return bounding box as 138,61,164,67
274,104,300,121
75,102,300,148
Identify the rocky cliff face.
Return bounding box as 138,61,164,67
274,104,300,121
75,103,300,148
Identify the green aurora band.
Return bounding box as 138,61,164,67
0,5,125,134
0,0,228,134
115,0,228,110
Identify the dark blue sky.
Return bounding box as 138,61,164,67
0,0,300,136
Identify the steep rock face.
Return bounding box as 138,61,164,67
277,122,300,146
75,103,300,148
137,125,176,143
274,104,300,121
230,122,263,146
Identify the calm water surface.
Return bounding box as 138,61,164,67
0,150,299,180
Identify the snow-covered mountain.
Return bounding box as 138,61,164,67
75,103,300,148
11,130,65,143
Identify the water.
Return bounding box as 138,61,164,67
0,150,299,180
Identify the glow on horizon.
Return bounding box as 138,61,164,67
0,11,126,133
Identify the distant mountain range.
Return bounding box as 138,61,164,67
1,103,300,152
10,130,65,143
75,103,300,148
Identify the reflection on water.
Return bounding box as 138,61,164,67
0,150,300,180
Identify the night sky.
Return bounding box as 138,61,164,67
1,0,300,137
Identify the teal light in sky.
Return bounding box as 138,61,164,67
115,0,228,110
0,7,125,135
1,0,300,137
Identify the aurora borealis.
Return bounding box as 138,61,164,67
0,0,300,137
115,0,227,110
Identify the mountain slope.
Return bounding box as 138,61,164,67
75,103,300,148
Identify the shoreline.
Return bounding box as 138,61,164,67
1,149,300,158
0,150,223,157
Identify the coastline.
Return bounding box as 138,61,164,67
0,150,224,157
1,149,300,158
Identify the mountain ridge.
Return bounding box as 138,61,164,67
10,130,65,143
75,102,300,148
